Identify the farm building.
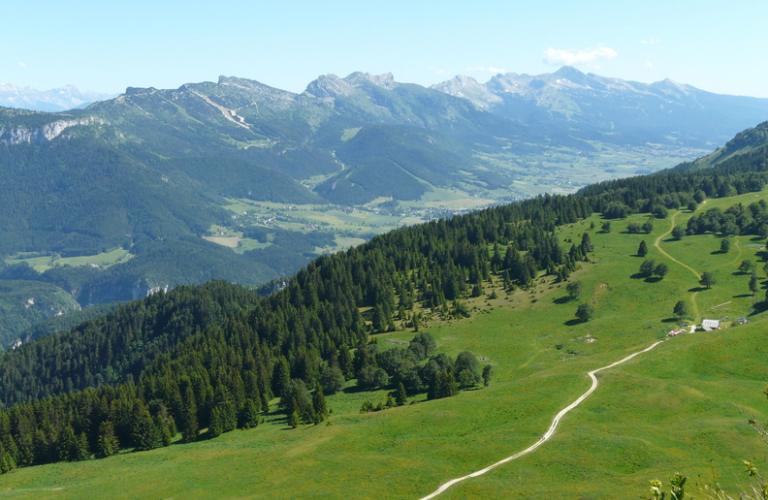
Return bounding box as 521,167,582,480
701,319,720,331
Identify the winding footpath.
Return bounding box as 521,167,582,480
416,340,665,500
653,209,742,323
654,212,703,322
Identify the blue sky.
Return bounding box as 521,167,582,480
3,0,767,97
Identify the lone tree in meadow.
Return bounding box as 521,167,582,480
699,271,716,289
749,273,760,296
575,303,595,322
637,240,648,257
720,238,731,253
482,365,493,387
673,300,689,320
601,221,612,233
672,225,685,240
566,280,582,300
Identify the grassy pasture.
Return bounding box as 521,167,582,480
4,248,133,273
3,193,768,499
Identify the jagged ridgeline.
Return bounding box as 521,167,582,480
0,135,767,471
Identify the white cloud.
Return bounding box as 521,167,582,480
18,62,28,69
641,38,660,45
428,66,448,75
645,62,654,69
466,66,506,75
542,45,617,67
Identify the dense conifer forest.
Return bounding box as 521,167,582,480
0,141,767,472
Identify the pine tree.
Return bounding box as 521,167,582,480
673,301,689,319
74,433,90,461
57,425,76,462
287,411,299,429
312,383,327,420
238,399,260,430
209,407,224,438
0,452,16,473
180,390,199,443
637,240,648,257
395,383,408,406
482,365,493,387
97,421,120,458
749,273,760,296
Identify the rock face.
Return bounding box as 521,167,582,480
431,75,502,111
0,116,105,145
304,72,396,100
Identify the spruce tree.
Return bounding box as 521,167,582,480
312,383,327,420
395,383,408,406
287,411,299,429
482,365,493,387
750,273,759,296
97,421,119,458
238,399,260,430
637,240,648,257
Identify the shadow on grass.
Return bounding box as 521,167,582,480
553,296,575,304
342,385,369,395
644,276,663,283
564,319,584,326
630,272,647,279
711,250,728,255
661,317,680,323
748,302,768,317
688,286,708,293
733,294,754,299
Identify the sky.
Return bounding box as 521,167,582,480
2,0,767,98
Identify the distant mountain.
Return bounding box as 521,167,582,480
432,66,768,148
0,84,114,112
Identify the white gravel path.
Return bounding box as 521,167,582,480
416,339,666,500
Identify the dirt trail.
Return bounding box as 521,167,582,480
416,340,665,500
654,212,702,322
654,209,743,322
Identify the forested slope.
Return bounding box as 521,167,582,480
1,125,768,471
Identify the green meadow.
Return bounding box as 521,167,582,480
3,191,768,500
4,248,133,273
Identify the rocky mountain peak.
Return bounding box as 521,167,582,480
549,66,589,84
343,72,396,89
430,75,501,110
303,74,356,99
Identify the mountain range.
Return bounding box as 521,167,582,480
1,67,768,347
0,84,115,112
432,66,768,148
